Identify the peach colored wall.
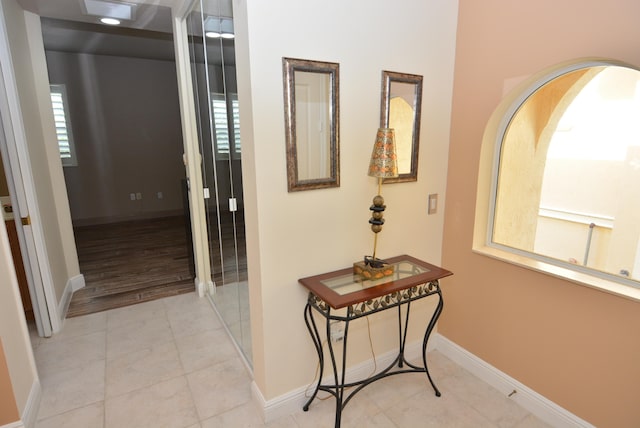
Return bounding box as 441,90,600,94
442,1,640,426
0,339,19,425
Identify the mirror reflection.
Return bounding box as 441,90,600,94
283,57,340,192
294,71,332,180
380,71,423,183
186,0,251,363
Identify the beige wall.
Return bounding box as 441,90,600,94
442,0,640,426
0,216,37,420
4,2,79,303
235,0,458,399
46,51,187,226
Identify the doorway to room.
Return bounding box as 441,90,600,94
33,5,195,316
11,2,251,364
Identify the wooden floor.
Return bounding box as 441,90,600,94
67,216,195,317
67,213,248,317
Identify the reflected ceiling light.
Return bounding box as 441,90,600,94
100,17,121,25
84,0,136,24
204,16,234,39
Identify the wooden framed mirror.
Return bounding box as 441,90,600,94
283,57,340,192
380,71,423,183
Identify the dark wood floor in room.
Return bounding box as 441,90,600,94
67,216,195,317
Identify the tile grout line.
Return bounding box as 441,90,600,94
164,297,203,425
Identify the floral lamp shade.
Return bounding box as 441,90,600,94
368,128,399,178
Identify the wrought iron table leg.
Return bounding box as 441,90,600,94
303,282,444,426
397,300,413,368
325,313,349,428
422,290,444,396
303,303,323,411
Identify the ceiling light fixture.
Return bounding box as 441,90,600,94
100,17,121,25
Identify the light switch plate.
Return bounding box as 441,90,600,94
428,193,438,215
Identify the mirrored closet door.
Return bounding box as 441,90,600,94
185,0,250,364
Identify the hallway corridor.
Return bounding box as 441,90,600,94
31,293,550,427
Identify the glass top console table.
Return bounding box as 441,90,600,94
299,255,453,428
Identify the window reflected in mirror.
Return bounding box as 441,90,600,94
493,63,640,286
380,71,423,183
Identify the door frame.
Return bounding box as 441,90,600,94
0,0,218,336
0,3,57,336
172,0,214,296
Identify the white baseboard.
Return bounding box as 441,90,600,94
69,274,85,292
195,277,212,297
55,274,84,332
0,421,24,428
254,339,436,423
18,378,41,428
253,333,594,427
434,334,595,428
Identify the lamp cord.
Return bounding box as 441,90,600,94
304,315,378,400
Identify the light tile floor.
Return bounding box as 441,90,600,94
30,293,552,428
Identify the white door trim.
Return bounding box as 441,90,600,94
0,108,52,338
0,3,57,335
172,0,214,296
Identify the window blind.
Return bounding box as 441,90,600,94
49,84,76,166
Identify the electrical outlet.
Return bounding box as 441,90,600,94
330,321,344,342
157,191,163,199
136,192,142,200
130,193,136,201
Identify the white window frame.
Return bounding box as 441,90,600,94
49,84,77,167
475,59,640,302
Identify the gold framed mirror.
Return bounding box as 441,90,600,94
283,57,340,192
380,70,423,183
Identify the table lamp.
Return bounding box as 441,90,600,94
353,128,399,279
